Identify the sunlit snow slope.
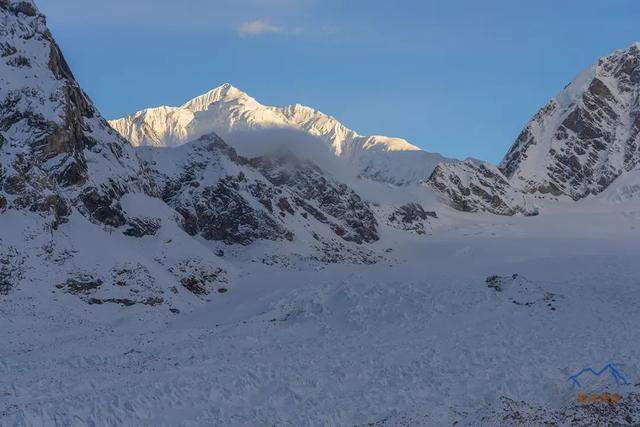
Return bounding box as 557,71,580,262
110,84,454,186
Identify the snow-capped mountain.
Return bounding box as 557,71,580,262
429,43,640,214
0,0,231,309
139,133,383,264
110,84,454,186
500,42,640,200
0,0,424,308
0,0,147,227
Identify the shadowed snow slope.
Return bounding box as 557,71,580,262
110,84,455,186
600,167,640,202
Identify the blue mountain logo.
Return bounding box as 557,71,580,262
568,363,630,388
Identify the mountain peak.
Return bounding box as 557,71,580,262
0,0,147,226
283,103,315,114
111,84,455,186
500,43,640,200
606,42,640,62
181,83,252,112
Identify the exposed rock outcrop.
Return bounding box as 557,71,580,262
500,43,640,200
481,394,640,426
428,160,537,216
139,134,380,250
387,203,436,235
0,0,230,306
0,0,149,228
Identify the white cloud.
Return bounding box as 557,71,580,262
237,20,282,37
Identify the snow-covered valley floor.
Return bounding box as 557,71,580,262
2,200,640,426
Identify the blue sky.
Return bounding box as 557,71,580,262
38,0,640,162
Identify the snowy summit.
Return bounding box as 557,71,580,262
110,84,454,186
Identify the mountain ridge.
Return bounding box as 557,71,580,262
499,41,640,200
0,0,149,227
109,83,454,186
0,0,233,310
428,41,640,214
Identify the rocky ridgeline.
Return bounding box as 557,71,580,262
139,133,380,250
428,160,537,216
0,0,231,308
0,0,150,229
501,43,640,200
429,43,640,215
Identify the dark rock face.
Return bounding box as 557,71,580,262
191,175,292,245
388,203,436,235
140,134,379,248
88,297,164,307
149,136,294,246
250,149,379,244
428,160,536,216
79,188,127,228
0,246,24,295
5,1,39,17
167,258,227,297
56,277,103,295
52,262,203,307
123,217,161,238
500,43,640,200
0,0,149,227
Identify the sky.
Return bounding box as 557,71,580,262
37,0,640,163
